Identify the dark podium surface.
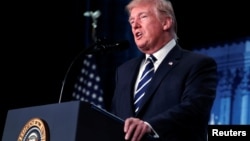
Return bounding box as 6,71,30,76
2,101,126,141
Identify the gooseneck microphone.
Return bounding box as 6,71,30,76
85,40,130,54
58,40,130,103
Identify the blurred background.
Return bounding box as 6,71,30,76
1,0,249,138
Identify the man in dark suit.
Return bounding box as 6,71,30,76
110,0,218,141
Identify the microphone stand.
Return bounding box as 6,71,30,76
58,45,93,103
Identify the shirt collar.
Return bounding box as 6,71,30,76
146,39,176,63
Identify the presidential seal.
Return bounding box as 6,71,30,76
18,118,49,141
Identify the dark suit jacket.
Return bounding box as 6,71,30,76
111,45,218,141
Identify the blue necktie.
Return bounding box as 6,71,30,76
134,55,156,114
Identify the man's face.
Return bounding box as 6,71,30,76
129,4,166,53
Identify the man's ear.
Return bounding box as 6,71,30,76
162,17,172,30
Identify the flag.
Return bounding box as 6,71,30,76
72,54,105,109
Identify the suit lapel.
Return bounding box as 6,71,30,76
136,46,182,115
125,56,145,116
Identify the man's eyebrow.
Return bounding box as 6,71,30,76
129,12,148,19
129,17,134,21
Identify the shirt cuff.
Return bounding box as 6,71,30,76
144,121,160,138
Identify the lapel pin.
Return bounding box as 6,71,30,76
168,62,173,65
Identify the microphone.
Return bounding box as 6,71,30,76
58,39,130,103
85,40,130,54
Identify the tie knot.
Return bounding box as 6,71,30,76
147,55,157,63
